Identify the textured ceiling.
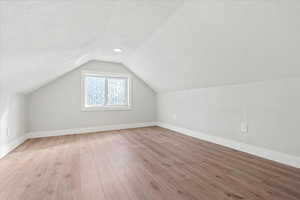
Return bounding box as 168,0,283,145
1,0,300,93
0,0,183,92
125,0,300,91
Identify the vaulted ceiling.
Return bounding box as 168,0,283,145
1,0,300,93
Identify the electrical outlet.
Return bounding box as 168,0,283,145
241,122,248,133
6,126,9,137
172,114,177,120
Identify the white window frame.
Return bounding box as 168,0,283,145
81,71,132,111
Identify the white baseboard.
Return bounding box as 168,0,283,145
28,122,157,139
157,122,300,169
0,135,27,159
1,122,156,159
4,121,299,169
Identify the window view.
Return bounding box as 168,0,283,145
82,72,131,110
107,77,128,105
86,76,106,106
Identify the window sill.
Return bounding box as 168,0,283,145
81,105,132,112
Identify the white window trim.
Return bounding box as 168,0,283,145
81,71,132,111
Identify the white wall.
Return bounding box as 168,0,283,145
26,61,156,133
0,90,26,157
157,78,300,157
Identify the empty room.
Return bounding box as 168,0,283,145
1,0,300,199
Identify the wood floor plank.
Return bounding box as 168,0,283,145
0,126,299,200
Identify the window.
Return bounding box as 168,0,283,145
81,71,131,111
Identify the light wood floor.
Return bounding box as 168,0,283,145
1,127,300,200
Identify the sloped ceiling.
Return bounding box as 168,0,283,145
1,0,300,93
0,0,183,93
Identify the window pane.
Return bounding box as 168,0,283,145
86,76,106,106
107,78,128,105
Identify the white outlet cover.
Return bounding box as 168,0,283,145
172,114,177,120
241,122,248,133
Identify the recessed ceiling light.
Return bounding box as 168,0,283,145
113,48,122,53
